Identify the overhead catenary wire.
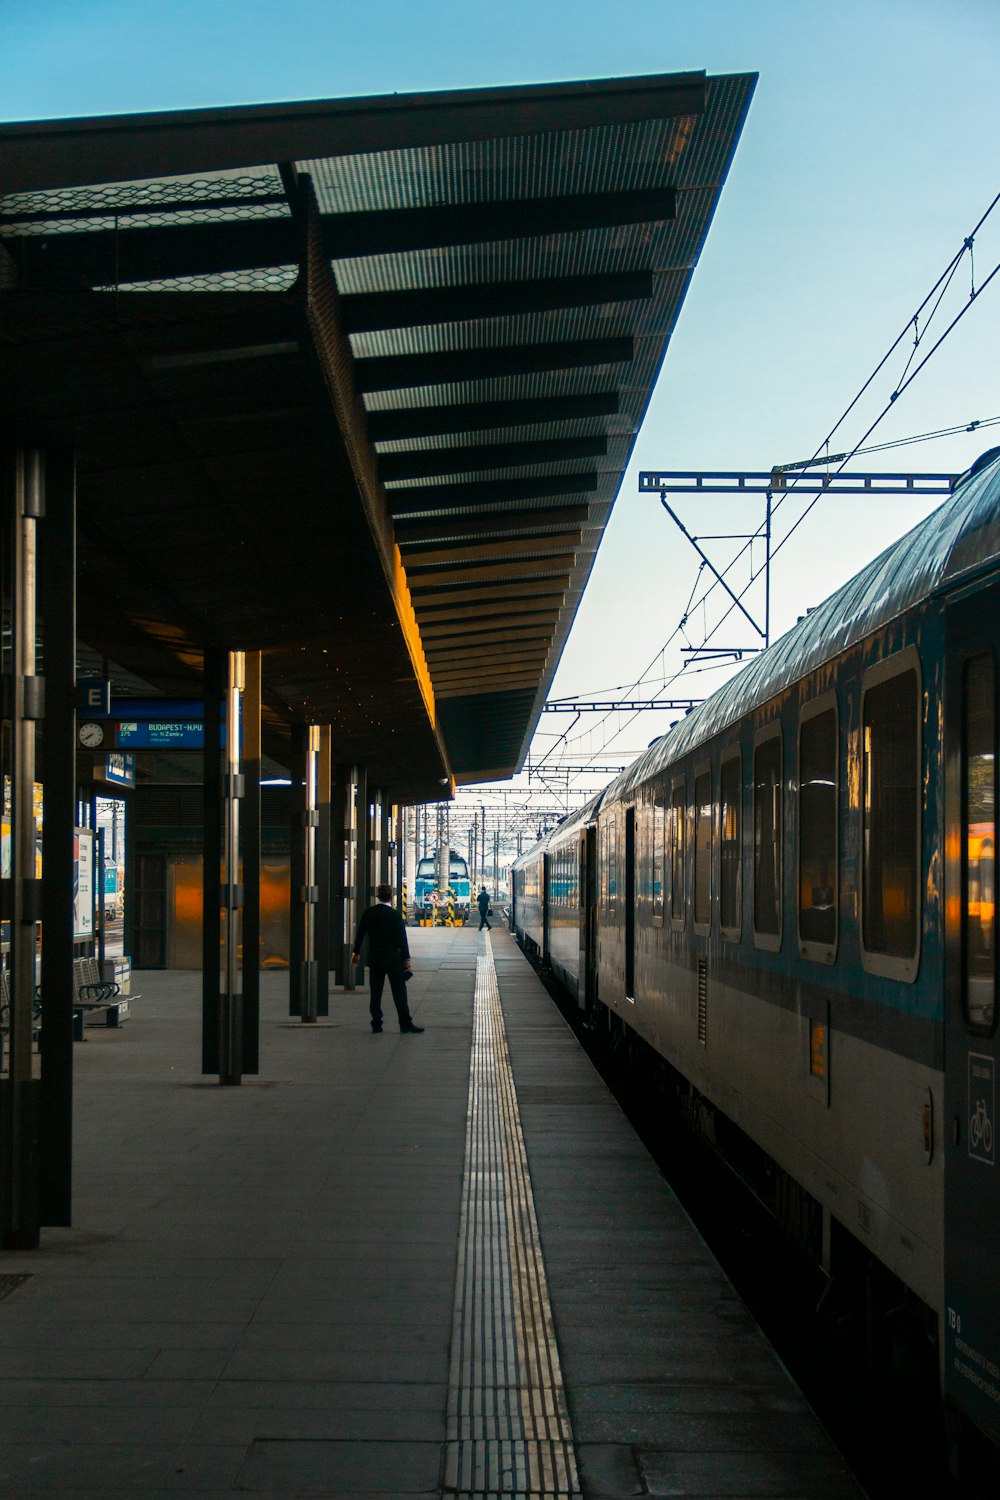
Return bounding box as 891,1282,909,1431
459,193,1000,803
555,190,1000,774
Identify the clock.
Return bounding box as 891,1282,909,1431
78,722,105,748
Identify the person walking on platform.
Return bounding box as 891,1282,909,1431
477,886,492,931
351,883,423,1034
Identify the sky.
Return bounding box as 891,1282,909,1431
3,0,999,836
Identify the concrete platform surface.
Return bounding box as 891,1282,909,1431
0,925,865,1498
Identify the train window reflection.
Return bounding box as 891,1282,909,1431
862,667,919,960
799,706,838,952
963,654,995,1032
694,769,712,926
607,818,617,910
753,734,782,939
719,754,741,935
652,791,665,918
670,780,686,922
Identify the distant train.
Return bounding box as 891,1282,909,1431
413,849,471,920
512,448,1000,1473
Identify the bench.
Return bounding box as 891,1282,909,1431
0,969,42,1070
71,956,130,1040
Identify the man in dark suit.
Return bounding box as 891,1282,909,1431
351,883,423,1034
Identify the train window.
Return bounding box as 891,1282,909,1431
861,652,920,977
719,752,741,937
694,767,712,928
670,779,686,924
798,698,838,961
963,654,996,1033
753,731,782,946
607,818,617,912
652,790,666,920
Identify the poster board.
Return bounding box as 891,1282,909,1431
74,827,95,940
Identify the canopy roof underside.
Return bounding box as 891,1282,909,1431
1,70,755,801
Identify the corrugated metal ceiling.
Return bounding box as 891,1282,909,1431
0,69,756,795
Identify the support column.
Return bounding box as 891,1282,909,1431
354,765,369,985
241,651,261,1073
392,804,403,914
219,651,245,1083
288,725,306,1017
330,763,348,987
315,727,331,1016
201,650,224,1075
39,447,76,1226
1,449,44,1247
379,796,391,896
299,726,320,1024
370,785,385,890
342,765,358,991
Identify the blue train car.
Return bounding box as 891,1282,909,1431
511,449,1000,1471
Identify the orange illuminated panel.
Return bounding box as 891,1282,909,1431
810,1021,827,1080
169,856,290,969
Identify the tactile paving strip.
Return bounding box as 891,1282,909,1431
442,932,581,1500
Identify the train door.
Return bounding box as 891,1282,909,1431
944,591,1000,1443
625,806,636,1001
584,825,598,1010
542,851,551,966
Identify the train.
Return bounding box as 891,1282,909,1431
511,446,1000,1474
413,848,471,920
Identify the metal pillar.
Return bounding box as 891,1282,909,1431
392,804,403,911
354,766,369,982
372,787,388,890
315,727,331,1016
38,447,76,1226
298,726,320,1023
330,764,348,987
342,765,359,991
288,725,306,1017
201,651,224,1075
219,651,245,1081
241,651,261,1073
1,450,45,1247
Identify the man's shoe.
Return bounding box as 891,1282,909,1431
371,1023,383,1033
400,1023,424,1033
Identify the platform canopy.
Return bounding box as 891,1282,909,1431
1,69,755,801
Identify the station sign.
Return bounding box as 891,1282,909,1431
102,752,136,787
77,677,111,714
113,720,205,750
77,699,238,753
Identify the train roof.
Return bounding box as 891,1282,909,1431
598,447,1000,807
510,791,603,869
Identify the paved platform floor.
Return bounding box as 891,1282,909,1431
0,925,865,1498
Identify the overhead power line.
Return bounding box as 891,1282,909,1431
561,189,1000,775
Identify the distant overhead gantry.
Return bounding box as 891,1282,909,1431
639,466,960,654
543,698,699,713
637,469,959,497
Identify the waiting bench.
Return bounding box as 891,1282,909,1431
71,956,130,1040
2,960,134,1056
0,969,42,1070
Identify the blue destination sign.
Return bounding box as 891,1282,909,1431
115,720,205,749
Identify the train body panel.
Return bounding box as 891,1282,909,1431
510,450,1000,1455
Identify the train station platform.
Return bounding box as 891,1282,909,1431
0,926,865,1499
